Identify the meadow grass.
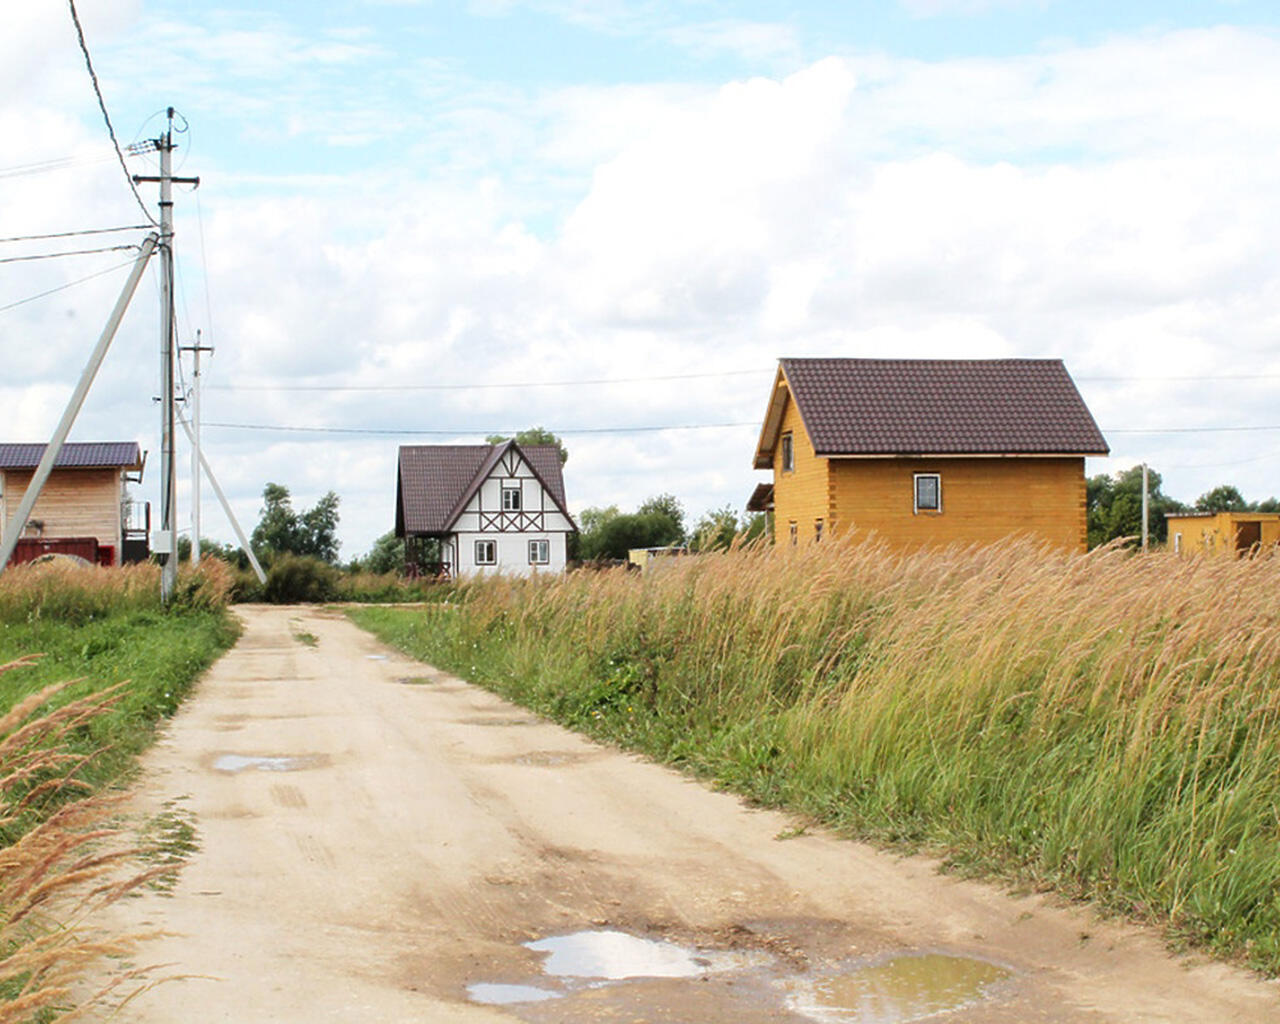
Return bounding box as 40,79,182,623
349,536,1280,973
0,559,239,1019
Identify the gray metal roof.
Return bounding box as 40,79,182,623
755,359,1108,467
396,441,573,535
0,442,143,471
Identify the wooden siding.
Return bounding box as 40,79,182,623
0,468,123,559
1166,513,1280,556
770,387,831,546
828,457,1088,552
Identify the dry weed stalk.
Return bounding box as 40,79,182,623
0,660,172,1022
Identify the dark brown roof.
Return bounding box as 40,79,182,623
746,483,774,512
0,442,142,471
396,442,573,535
754,359,1108,467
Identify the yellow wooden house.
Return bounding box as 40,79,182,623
0,442,145,566
1165,511,1280,557
750,358,1109,553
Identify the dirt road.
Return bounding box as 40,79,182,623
88,605,1279,1022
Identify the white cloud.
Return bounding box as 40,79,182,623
8,12,1280,557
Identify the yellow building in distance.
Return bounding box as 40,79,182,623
750,358,1109,554
1165,511,1280,557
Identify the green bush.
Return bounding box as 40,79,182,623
263,554,339,603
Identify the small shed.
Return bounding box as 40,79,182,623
1165,511,1280,557
0,442,146,567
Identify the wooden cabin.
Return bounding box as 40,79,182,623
0,442,145,567
1165,511,1280,557
396,440,575,578
750,358,1109,553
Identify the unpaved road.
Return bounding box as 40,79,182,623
88,605,1279,1022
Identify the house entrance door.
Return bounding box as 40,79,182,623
1235,520,1262,556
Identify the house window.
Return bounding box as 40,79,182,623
474,539,497,565
1173,532,1182,554
814,519,824,542
502,485,522,511
528,539,550,565
781,433,794,472
789,520,798,546
914,473,942,514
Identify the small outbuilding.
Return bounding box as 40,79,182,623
395,440,575,578
1165,511,1280,557
0,442,146,567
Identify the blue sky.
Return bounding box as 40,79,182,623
3,1,1280,556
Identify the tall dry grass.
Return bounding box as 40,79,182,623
351,534,1280,971
0,659,170,1021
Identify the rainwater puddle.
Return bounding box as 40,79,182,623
529,929,716,980
790,953,1011,1024
467,982,560,1005
214,754,312,773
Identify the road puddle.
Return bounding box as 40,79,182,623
213,754,320,773
790,952,1011,1023
467,929,1014,1020
529,929,718,980
467,982,560,1005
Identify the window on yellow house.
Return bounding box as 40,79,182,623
781,432,794,472
914,473,941,514
814,519,824,542
789,520,798,545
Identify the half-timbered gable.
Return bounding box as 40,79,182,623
396,441,575,578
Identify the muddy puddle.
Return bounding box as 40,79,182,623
467,928,1013,1021
212,754,327,773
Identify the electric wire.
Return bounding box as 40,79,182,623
0,225,151,244
0,244,140,266
207,369,768,392
203,421,758,437
66,0,158,227
0,258,139,315
0,152,116,180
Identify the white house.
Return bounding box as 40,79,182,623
395,440,576,578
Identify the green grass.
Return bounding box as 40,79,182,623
348,537,1280,975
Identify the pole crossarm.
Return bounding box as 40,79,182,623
0,234,159,575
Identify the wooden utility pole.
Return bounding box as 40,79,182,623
134,108,198,603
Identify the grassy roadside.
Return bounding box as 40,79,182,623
348,537,1280,975
0,563,240,798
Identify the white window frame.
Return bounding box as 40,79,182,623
781,432,794,473
1173,532,1182,554
913,473,942,514
474,539,497,565
502,485,522,511
528,539,550,565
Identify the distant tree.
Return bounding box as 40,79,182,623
689,506,772,552
486,427,568,465
580,512,683,560
1087,466,1184,548
577,505,619,535
1195,485,1248,513
1255,496,1280,513
251,483,342,564
636,493,685,543
361,531,405,575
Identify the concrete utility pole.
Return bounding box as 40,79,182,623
134,108,198,603
0,235,158,575
180,329,213,565
1141,462,1150,552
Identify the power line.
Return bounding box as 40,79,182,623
208,369,768,392
204,421,757,437
0,244,140,266
0,258,138,314
0,152,116,180
66,0,157,227
0,224,151,244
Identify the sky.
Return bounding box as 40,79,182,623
3,0,1280,560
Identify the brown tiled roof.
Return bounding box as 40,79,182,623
746,483,774,512
396,442,573,535
0,442,142,470
766,358,1108,462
